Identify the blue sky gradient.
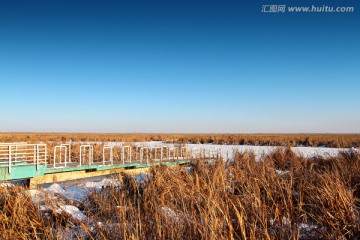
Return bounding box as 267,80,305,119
0,0,359,133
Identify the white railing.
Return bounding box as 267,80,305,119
162,146,169,160
143,147,149,164
168,147,179,160
0,142,208,173
122,146,132,164
80,145,93,166
53,145,68,168
102,145,113,166
180,147,187,158
152,147,162,161
135,146,142,162
0,143,47,173
60,143,71,162
135,146,150,164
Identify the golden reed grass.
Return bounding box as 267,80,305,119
1,148,359,239
1,133,360,148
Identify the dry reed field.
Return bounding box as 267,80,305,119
1,133,360,148
1,148,359,239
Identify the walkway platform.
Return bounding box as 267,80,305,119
0,142,219,188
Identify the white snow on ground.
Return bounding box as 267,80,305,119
46,183,88,202
62,186,89,202
291,146,348,159
275,169,289,175
0,182,14,188
83,178,120,189
134,173,147,184
74,141,354,161
67,141,358,162
185,143,351,161
158,207,185,224
298,223,326,239
45,183,89,202
47,183,66,194
28,189,47,205
57,205,87,221
43,179,121,203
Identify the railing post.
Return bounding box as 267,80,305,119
79,146,82,167
60,144,71,163
144,147,149,164
88,146,90,165
64,147,67,167
140,147,143,164
136,147,139,162
162,146,168,161
15,145,18,162
8,145,12,174
53,146,57,168
146,148,149,164
129,147,132,163
45,145,48,164
102,145,113,166
60,146,62,164
102,147,105,166
33,145,36,164
110,146,113,165
91,146,93,164
36,144,39,170
122,147,125,165
68,144,71,162
122,146,131,164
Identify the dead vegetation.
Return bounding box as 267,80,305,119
1,133,360,148
1,149,360,239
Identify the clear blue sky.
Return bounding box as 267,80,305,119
0,0,359,133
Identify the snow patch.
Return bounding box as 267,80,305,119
57,205,87,221
84,178,121,189
28,189,47,205
134,173,147,184
158,207,185,224
47,183,66,194
275,169,289,175
0,182,14,188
